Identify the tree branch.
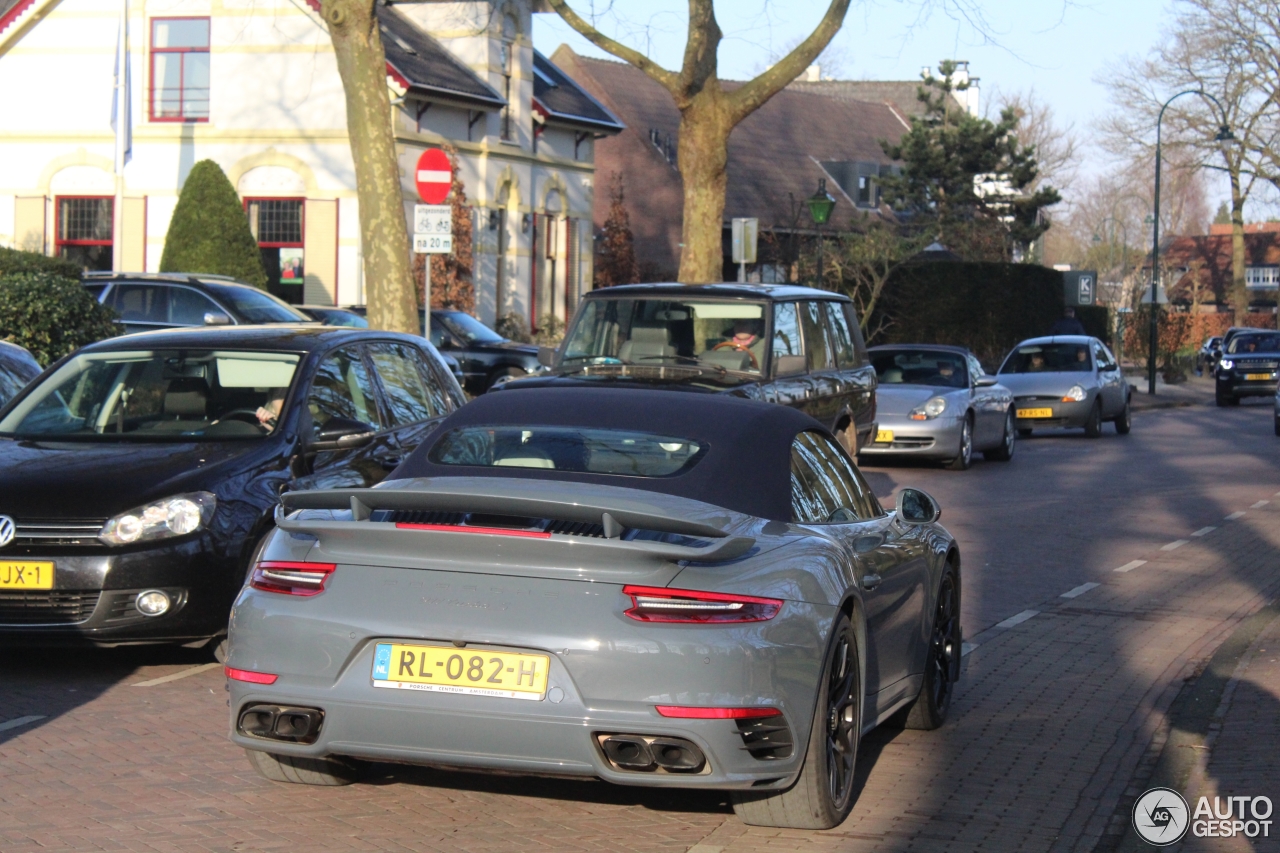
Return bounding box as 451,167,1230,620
543,0,679,94
724,0,851,125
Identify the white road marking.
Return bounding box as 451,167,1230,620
1161,539,1189,551
1114,560,1147,573
1251,500,1270,509
994,610,1040,629
1225,511,1247,520
0,715,45,733
1191,526,1217,537
1061,582,1100,599
132,662,221,688
961,642,978,657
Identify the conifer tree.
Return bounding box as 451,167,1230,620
160,160,268,288
594,173,639,288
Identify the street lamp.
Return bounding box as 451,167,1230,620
807,178,836,286
1148,90,1234,395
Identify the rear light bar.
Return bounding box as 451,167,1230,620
655,705,781,719
395,522,551,540
249,561,337,597
622,585,783,623
225,666,278,685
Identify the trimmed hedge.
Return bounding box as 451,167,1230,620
0,272,119,365
872,261,1111,365
160,159,268,288
0,246,81,279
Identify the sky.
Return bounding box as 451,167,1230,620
532,0,1206,199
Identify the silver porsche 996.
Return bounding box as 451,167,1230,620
225,388,962,830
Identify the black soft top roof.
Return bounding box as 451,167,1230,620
391,387,824,521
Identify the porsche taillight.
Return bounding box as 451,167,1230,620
621,585,782,623
249,561,337,597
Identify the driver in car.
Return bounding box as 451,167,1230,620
256,390,286,430
713,318,766,369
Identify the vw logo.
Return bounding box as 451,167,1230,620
0,515,14,548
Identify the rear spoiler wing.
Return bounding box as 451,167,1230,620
276,488,756,563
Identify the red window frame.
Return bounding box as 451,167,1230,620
149,16,210,123
244,197,305,248
55,196,114,252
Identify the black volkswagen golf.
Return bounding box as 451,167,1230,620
0,325,463,653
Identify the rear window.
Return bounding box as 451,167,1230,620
428,426,707,477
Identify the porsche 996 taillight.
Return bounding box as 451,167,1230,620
622,585,782,623
250,561,337,596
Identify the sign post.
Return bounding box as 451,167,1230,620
731,218,758,282
413,149,453,341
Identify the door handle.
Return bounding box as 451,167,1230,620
862,573,882,591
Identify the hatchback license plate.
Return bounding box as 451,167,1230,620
1016,408,1054,419
874,429,894,443
0,561,54,590
372,642,550,700
1245,373,1271,381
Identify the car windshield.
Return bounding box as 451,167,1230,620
871,350,968,388
0,349,301,440
1000,343,1092,373
438,311,504,344
561,297,768,375
429,426,707,477
314,309,368,328
202,283,310,323
1225,333,1280,354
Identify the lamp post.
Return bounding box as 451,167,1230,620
1148,90,1234,395
807,178,836,286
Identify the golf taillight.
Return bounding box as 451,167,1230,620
621,585,783,623
249,561,336,597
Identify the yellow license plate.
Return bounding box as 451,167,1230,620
1016,408,1054,419
1245,373,1271,381
0,561,54,590
372,642,550,700
874,429,894,443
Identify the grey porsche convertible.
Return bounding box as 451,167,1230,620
224,388,961,830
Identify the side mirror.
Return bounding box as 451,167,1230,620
203,312,231,326
537,346,557,368
773,354,807,377
974,376,998,388
309,416,375,451
895,488,941,524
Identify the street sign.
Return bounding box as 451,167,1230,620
731,218,758,264
1063,270,1097,306
414,204,451,236
414,148,452,204
414,233,452,254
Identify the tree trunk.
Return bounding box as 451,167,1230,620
321,0,417,334
676,91,731,284
1228,171,1248,326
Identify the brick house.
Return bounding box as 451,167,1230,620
1150,222,1280,310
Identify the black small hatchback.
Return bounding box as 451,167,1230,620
0,325,463,651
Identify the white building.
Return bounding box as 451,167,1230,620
0,0,621,329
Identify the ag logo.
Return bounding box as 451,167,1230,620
1133,787,1190,845
0,515,14,548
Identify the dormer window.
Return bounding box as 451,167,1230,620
150,18,210,122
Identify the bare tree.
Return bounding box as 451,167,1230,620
996,89,1081,196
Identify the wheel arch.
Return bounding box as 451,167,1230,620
838,590,868,728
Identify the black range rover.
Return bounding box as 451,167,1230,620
506,283,878,453
1215,330,1280,406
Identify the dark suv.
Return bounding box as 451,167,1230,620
1215,330,1280,406
83,273,313,334
507,283,878,452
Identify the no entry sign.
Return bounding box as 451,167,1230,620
415,148,453,204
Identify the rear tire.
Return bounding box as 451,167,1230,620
1114,396,1132,434
945,416,973,470
903,567,960,731
984,410,1015,461
1083,400,1103,438
731,613,861,830
244,749,364,786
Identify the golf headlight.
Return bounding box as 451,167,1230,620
1220,359,1234,370
909,396,948,420
99,492,216,545
1062,385,1087,402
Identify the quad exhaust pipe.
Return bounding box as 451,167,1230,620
597,734,706,773
238,704,325,744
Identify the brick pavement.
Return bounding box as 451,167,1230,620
2,499,1278,852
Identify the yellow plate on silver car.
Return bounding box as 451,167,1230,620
874,429,894,443
372,642,550,700
1245,373,1272,381
0,561,53,590
1016,408,1054,419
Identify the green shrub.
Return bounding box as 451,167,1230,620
160,159,268,288
0,246,81,279
0,272,119,365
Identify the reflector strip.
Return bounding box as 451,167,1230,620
395,522,552,539
655,705,781,719
225,666,278,685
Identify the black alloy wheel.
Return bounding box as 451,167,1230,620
905,568,961,730
985,410,1016,461
1115,396,1132,435
1084,400,1103,438
946,415,973,470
